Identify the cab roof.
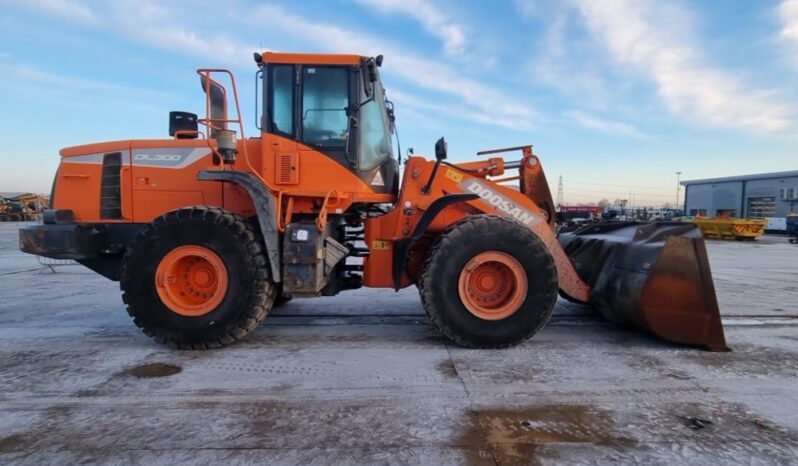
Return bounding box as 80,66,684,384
261,52,362,65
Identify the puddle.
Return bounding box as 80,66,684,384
118,363,182,378
0,433,24,453
459,405,634,465
437,359,459,378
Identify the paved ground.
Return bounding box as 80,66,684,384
1,221,797,465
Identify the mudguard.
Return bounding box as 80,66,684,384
197,170,281,282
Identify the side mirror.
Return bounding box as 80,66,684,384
422,138,448,194
434,137,448,161
367,59,378,83
385,100,395,123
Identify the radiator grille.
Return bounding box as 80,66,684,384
277,153,299,185
100,152,123,219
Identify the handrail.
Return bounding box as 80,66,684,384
316,189,342,231
195,68,280,197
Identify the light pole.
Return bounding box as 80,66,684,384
675,171,683,212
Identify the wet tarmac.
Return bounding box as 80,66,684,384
1,222,797,464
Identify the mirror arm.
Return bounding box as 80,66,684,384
422,159,442,195
422,137,448,194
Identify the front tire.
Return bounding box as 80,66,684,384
120,207,276,349
419,215,558,349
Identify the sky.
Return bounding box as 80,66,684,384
1,0,797,206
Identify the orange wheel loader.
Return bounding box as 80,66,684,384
19,52,728,351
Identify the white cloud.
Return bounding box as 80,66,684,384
4,0,98,25
779,0,798,65
388,89,529,130
0,61,173,100
249,4,536,129
5,0,251,64
104,3,261,65
0,62,121,92
570,0,793,132
513,0,539,19
566,110,648,138
7,0,532,130
351,0,466,57
531,15,610,108
0,61,173,116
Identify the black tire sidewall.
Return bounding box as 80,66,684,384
423,216,558,347
121,209,271,345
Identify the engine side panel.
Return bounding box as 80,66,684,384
54,141,132,222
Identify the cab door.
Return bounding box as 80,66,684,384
264,63,300,187
296,65,359,193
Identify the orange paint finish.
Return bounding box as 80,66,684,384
52,130,394,226
130,150,221,223
362,205,407,288
458,251,528,320
258,133,395,225
519,148,556,227
223,184,256,218
60,140,133,158
450,157,506,177
363,156,474,287
260,133,380,199
262,52,361,65
51,62,396,232
55,141,132,222
51,64,589,302
155,245,229,317
362,153,590,301
531,221,591,302
54,160,104,221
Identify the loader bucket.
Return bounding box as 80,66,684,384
558,222,728,351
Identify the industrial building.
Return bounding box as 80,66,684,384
682,170,798,229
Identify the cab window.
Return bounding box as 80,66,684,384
358,80,392,170
301,67,349,148
268,65,294,137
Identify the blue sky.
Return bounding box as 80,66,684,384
1,0,797,206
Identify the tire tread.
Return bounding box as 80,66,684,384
120,206,275,349
419,214,558,349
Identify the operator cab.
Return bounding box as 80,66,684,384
256,52,399,196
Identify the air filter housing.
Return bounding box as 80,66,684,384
169,111,198,139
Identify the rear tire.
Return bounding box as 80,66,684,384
419,215,558,349
120,207,276,349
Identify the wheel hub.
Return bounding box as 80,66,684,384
458,251,527,320
155,245,229,317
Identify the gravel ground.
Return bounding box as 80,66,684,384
1,221,797,465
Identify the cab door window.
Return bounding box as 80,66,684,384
301,67,349,148
268,64,294,137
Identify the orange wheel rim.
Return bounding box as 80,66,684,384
155,245,229,317
458,251,527,321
